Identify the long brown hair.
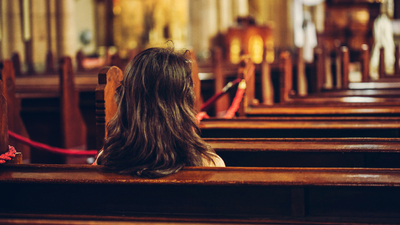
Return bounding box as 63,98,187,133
97,47,214,178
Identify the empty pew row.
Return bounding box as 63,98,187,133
197,52,400,138
206,45,400,120
244,45,400,109
2,164,400,224
1,58,88,163
238,50,400,117
207,137,400,167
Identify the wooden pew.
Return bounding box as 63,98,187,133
0,60,30,161
95,66,123,150
8,57,89,163
206,137,400,167
0,79,22,164
1,164,400,224
241,51,400,117
0,79,7,155
199,116,400,138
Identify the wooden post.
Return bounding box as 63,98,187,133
213,47,228,117
190,50,202,112
310,47,323,93
323,41,333,89
59,57,87,149
334,40,342,89
361,44,370,82
280,51,292,103
0,79,7,155
11,53,22,76
297,47,307,96
340,46,349,89
95,66,123,151
395,45,399,76
261,47,273,105
379,47,385,79
1,60,30,161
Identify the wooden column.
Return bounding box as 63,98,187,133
261,48,273,105
59,57,87,149
340,46,349,89
1,60,30,162
379,47,385,79
324,42,333,89
213,47,228,117
280,51,292,103
361,44,370,82
297,47,307,96
394,45,399,76
0,80,7,155
310,47,324,93
334,40,342,89
190,50,202,112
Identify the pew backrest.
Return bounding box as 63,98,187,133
95,66,123,150
1,60,30,160
0,79,7,154
59,57,88,149
2,164,400,224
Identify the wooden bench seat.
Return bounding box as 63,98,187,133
2,164,400,224
206,137,400,167
199,117,400,138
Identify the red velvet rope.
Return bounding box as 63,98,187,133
223,80,246,119
200,78,242,112
0,145,16,164
8,131,97,156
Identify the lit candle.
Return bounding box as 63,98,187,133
22,0,31,41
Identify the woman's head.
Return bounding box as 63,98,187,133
97,47,214,177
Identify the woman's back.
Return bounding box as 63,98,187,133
96,47,225,177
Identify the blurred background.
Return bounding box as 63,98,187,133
1,0,397,72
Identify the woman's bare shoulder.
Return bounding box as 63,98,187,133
202,151,226,167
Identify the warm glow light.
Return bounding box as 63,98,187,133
248,35,263,64
230,38,241,64
341,97,382,103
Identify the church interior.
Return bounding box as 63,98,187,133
2,0,400,224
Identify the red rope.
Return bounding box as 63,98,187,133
223,80,246,119
0,145,16,164
200,78,242,112
223,64,254,118
8,131,97,156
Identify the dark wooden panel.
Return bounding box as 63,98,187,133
1,165,400,224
